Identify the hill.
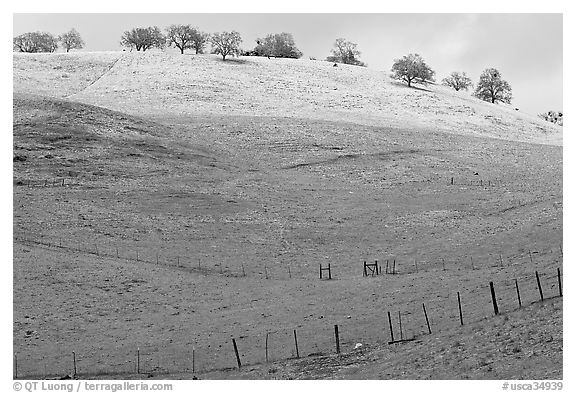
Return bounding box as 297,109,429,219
12,51,562,380
14,51,562,146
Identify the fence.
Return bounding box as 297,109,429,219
13,261,562,379
12,229,562,282
448,177,503,187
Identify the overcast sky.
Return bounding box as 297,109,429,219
13,13,562,115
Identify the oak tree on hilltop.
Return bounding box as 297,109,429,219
58,28,85,52
166,25,209,54
538,110,563,126
326,38,366,66
211,31,242,61
191,31,210,54
254,32,303,59
391,53,435,87
166,24,195,54
442,71,473,91
13,32,58,53
474,68,512,104
120,27,166,52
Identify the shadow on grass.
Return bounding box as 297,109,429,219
213,57,252,65
389,80,434,93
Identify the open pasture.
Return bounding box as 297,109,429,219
13,52,562,379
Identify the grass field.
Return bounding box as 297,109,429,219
12,51,562,379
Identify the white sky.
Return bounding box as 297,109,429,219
12,12,563,115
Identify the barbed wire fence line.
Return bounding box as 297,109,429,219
13,240,562,380
12,229,562,282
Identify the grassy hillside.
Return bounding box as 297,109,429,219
13,52,121,98
14,52,562,145
12,51,562,380
190,297,563,380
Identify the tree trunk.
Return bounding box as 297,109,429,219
180,47,184,54
222,54,227,61
66,48,70,53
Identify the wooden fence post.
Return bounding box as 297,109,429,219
14,354,17,379
457,292,464,326
319,264,322,279
489,281,499,315
422,303,432,334
334,325,340,354
232,339,242,369
515,279,522,308
192,348,195,373
557,268,562,297
265,333,269,363
328,263,332,280
72,351,77,377
363,261,367,277
393,259,396,274
386,260,389,274
294,329,300,359
536,271,544,301
387,311,394,342
137,348,140,374
242,263,246,277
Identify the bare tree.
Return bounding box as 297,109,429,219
474,68,512,104
326,38,366,66
14,32,58,53
120,26,165,52
391,53,435,87
442,72,473,91
166,24,195,54
211,31,242,61
191,30,210,54
58,28,85,53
